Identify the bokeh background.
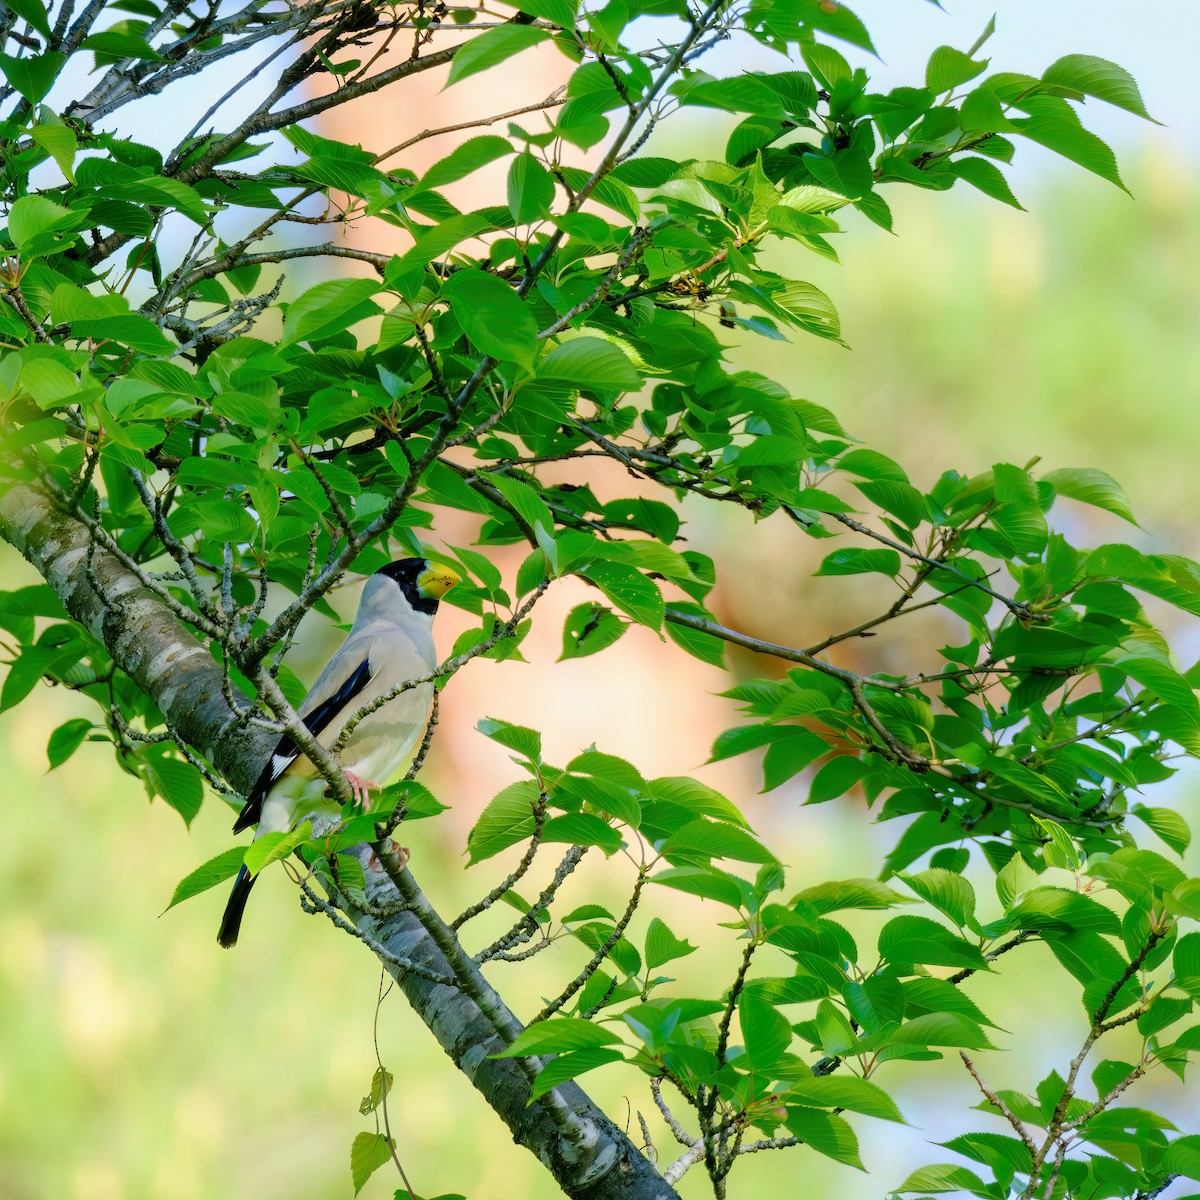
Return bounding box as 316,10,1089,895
3,2,1199,1197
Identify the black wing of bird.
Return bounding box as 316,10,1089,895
232,656,374,833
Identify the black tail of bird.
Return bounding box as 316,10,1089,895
218,864,256,948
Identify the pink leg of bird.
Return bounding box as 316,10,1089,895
367,841,410,873
344,771,380,808
344,775,410,873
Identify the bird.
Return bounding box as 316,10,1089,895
217,557,460,948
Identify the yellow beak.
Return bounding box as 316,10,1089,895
417,562,461,600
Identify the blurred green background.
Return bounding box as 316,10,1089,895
4,4,1200,1197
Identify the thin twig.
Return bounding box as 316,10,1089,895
531,869,648,1022
960,1052,1039,1158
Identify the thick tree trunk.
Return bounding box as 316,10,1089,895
0,482,679,1200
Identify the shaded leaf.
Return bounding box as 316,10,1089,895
559,603,626,660
784,1108,863,1170
443,268,537,368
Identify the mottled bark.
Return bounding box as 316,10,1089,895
0,483,266,789
0,482,678,1200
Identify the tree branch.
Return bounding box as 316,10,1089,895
0,481,679,1200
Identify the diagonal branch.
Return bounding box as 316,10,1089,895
0,481,678,1200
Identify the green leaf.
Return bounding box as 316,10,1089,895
445,25,552,87
815,547,902,577
839,448,909,482
508,153,556,224
1164,1135,1200,1182
610,157,679,187
527,1046,624,1101
0,584,68,619
540,337,642,391
416,135,513,193
449,543,503,592
569,750,645,791
1132,806,1191,856
794,0,875,51
467,779,539,863
660,818,776,865
578,561,663,629
1115,655,1200,721
560,603,626,660
358,1067,392,1116
80,31,165,61
1043,467,1138,525
925,45,988,94
29,123,78,183
557,773,640,827
46,718,94,769
0,646,52,711
878,914,987,970
350,1131,393,1195
541,812,624,854
515,0,577,24
1166,879,1200,921
281,278,381,346
1174,933,1200,997
1008,887,1121,936
4,0,52,37
939,1131,1033,1182
74,312,173,354
664,603,726,667
7,194,82,252
904,978,998,1029
784,1109,863,1170
1010,96,1127,191
854,479,928,528
165,846,248,911
948,156,1022,209
896,1163,992,1196
442,268,537,369
739,991,792,1070
390,208,511,275
960,86,1016,134
1087,544,1200,618
789,1076,906,1123
490,473,557,565
647,776,748,828
890,1012,992,1050
243,822,312,876
476,718,542,764
1035,816,1082,871
144,755,204,825
898,869,977,930
770,280,842,341
844,975,906,1033
0,51,65,104
644,917,696,969
762,727,830,791
1042,54,1156,122
650,866,746,909
793,878,912,914
808,756,868,804
496,1017,625,1056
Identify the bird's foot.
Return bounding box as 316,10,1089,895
344,771,381,809
367,840,410,873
